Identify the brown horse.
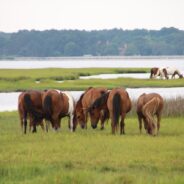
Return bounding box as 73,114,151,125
150,67,168,79
91,88,132,134
42,89,76,131
18,90,45,134
136,93,164,135
150,67,159,79
74,87,109,129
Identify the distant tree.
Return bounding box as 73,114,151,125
0,27,184,57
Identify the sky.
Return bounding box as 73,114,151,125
0,0,184,33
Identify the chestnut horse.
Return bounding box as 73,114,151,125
18,90,45,134
136,93,164,135
74,87,109,129
91,88,132,134
42,89,76,132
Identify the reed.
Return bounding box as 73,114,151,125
129,97,184,117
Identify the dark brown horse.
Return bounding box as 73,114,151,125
18,90,45,134
74,87,109,129
136,93,164,135
42,89,76,132
91,88,132,134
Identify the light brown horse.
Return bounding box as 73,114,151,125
18,90,45,134
136,93,164,135
42,89,76,132
74,87,109,129
90,88,132,134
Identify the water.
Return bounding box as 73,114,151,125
80,73,150,79
2,88,184,112
0,57,184,70
0,57,183,111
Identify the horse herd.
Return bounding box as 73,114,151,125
18,87,164,136
150,67,183,79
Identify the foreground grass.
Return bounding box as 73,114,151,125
0,68,184,91
0,112,184,184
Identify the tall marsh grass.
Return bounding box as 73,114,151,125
129,97,184,117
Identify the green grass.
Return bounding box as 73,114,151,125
0,111,184,184
0,68,183,91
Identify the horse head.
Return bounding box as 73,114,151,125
89,92,109,129
74,94,86,129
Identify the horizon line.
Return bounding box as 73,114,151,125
0,26,183,34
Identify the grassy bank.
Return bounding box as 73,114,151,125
0,111,184,184
0,68,184,91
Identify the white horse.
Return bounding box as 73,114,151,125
62,91,76,132
164,67,183,79
153,67,168,79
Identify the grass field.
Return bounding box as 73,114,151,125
0,68,184,91
0,111,184,184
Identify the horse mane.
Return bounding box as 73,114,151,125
113,92,121,126
76,87,93,108
90,91,110,110
23,94,44,122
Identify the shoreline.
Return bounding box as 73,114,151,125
1,55,184,61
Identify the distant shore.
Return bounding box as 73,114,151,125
1,55,184,61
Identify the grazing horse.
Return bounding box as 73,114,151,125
164,67,183,79
74,87,109,129
150,67,168,79
91,88,132,134
150,67,159,79
42,89,76,132
18,90,45,134
136,93,164,135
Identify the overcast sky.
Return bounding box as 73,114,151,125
0,0,184,32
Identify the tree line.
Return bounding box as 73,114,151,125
0,27,184,57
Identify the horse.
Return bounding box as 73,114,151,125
164,67,183,79
150,67,168,79
90,88,132,134
42,89,76,132
136,93,164,135
150,67,159,79
74,87,109,129
18,90,45,134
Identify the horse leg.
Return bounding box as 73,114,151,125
40,121,45,131
69,114,74,132
137,114,142,134
156,113,162,135
32,121,37,133
31,116,37,133
120,113,126,135
84,110,88,129
45,120,50,132
23,111,28,134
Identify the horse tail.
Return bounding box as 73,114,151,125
43,95,52,121
23,94,43,122
113,92,121,127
